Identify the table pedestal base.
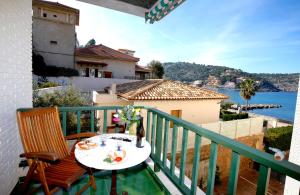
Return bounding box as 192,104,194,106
110,170,128,195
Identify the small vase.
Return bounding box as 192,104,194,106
129,123,136,135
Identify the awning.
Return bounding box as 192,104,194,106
146,0,186,24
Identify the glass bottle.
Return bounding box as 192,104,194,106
136,117,145,148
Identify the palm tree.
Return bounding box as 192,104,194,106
239,79,257,110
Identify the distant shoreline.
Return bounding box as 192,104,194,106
216,86,298,92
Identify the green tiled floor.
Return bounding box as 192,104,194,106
14,164,169,195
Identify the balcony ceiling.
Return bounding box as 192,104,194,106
76,0,186,23
117,0,158,9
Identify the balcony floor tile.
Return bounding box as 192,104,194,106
15,164,168,195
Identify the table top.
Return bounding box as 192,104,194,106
75,133,151,170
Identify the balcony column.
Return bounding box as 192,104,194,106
284,77,300,194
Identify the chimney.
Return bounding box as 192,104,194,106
110,84,116,95
118,49,135,56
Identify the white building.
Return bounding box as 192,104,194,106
32,0,79,69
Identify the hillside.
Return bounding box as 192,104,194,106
163,62,299,92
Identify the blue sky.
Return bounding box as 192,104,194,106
53,0,300,73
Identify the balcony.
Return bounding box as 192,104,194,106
16,106,300,194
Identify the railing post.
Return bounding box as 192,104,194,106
154,115,163,172
170,124,178,176
162,119,170,168
146,110,151,142
228,151,240,195
151,113,157,156
77,111,81,134
191,134,201,195
90,110,95,132
62,111,67,136
256,164,270,195
179,128,188,186
206,141,218,195
103,109,107,133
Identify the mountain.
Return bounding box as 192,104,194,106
163,62,299,92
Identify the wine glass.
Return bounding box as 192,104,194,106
116,140,122,151
100,134,107,147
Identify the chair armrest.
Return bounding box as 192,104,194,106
20,152,59,162
65,132,97,140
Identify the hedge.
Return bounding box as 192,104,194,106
33,52,79,77
221,113,249,121
264,126,293,151
34,65,79,77
220,110,249,121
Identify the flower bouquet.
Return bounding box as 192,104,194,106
117,105,140,134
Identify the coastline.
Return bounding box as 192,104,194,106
228,108,293,128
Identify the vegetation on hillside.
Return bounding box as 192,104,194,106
163,62,299,91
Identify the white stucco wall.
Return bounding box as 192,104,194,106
36,76,137,92
33,18,76,68
134,99,222,124
76,56,136,79
0,0,32,193
284,78,300,194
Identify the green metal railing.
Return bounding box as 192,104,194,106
58,106,300,195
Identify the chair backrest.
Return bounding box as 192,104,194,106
17,107,69,160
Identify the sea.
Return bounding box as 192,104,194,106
217,89,298,123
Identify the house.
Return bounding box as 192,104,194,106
95,79,228,128
135,65,151,80
75,44,150,79
32,0,79,69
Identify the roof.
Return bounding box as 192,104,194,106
75,44,139,62
114,80,229,100
33,0,79,14
135,65,151,73
33,0,79,25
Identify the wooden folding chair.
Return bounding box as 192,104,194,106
17,107,97,195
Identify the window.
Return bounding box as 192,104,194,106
95,69,98,78
50,40,57,45
43,13,47,17
85,68,89,77
53,14,57,18
170,110,182,128
80,69,86,77
90,69,95,77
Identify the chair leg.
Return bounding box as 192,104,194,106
21,161,38,194
76,168,97,195
37,162,51,195
89,168,97,190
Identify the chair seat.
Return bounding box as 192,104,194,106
33,158,86,189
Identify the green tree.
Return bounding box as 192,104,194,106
239,79,257,110
33,87,93,134
85,39,96,47
147,60,164,79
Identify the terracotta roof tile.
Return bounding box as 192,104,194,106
115,80,229,100
33,0,79,14
75,44,139,62
135,65,151,73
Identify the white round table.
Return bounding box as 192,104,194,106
75,133,151,195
